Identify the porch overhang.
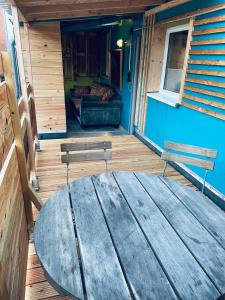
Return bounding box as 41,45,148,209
6,0,166,22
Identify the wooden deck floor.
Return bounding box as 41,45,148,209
25,135,195,300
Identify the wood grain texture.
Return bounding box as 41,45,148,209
161,152,215,170
20,22,66,132
61,150,112,163
26,135,196,300
34,186,83,299
136,172,225,294
161,178,225,248
70,176,131,300
115,171,220,299
61,141,112,152
164,141,217,158
92,172,176,300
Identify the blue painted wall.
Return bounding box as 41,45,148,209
144,0,225,197
109,15,143,130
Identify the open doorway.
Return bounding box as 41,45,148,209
61,22,126,137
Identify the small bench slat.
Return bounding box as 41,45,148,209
165,141,217,158
61,141,112,152
114,171,220,299
69,176,131,300
136,172,225,294
61,150,112,164
161,152,214,170
34,186,83,299
92,173,177,300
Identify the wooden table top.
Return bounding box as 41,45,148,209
34,171,225,300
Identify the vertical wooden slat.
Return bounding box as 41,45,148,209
134,15,147,127
11,6,37,182
1,52,42,224
179,17,194,102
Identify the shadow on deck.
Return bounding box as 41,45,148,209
25,135,194,300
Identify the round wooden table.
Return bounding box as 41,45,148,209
34,171,225,300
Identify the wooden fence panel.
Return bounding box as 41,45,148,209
0,82,14,169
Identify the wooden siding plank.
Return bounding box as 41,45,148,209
183,93,225,110
187,68,225,77
184,85,225,100
182,101,225,120
191,38,225,45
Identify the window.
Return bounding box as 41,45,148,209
160,24,188,97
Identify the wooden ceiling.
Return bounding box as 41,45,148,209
10,0,166,21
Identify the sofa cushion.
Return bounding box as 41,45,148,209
102,88,114,101
73,86,90,97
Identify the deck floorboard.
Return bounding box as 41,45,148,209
26,135,195,300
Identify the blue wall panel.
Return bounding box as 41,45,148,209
143,0,225,197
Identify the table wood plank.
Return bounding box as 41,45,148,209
114,171,220,300
136,172,225,294
161,177,225,248
69,176,131,300
92,173,177,300
34,186,83,299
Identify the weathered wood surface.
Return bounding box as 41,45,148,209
114,171,220,299
161,152,215,170
34,186,83,299
61,150,112,163
70,176,131,300
34,169,225,299
164,141,217,158
92,172,176,300
61,141,112,152
136,173,225,294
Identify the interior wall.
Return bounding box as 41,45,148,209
142,0,225,201
20,22,66,134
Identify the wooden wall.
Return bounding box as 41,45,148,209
0,51,41,299
0,81,28,300
20,22,66,133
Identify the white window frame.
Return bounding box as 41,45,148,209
160,24,189,100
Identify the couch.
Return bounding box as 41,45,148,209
70,84,123,128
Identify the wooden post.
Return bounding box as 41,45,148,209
1,52,42,228
0,263,10,300
11,6,38,182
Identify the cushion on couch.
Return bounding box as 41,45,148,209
73,86,90,97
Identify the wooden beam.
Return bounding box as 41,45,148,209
23,0,163,15
145,0,191,16
26,7,147,21
157,2,225,25
1,52,42,220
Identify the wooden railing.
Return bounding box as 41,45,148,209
0,52,42,299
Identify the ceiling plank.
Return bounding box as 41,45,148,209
18,0,163,7
27,7,147,21
145,0,192,16
23,0,163,16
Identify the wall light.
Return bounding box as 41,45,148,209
116,38,125,48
